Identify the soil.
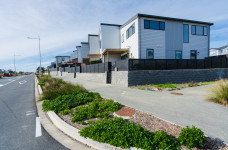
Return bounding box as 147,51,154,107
115,107,135,117
171,92,184,95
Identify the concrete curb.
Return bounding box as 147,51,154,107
34,77,140,150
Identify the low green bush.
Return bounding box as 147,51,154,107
148,84,179,89
90,60,102,64
79,117,180,150
38,81,46,86
72,100,122,122
178,126,206,149
42,92,102,113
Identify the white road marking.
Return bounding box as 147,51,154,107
0,84,3,87
36,117,42,137
26,112,36,116
19,80,27,84
0,76,25,88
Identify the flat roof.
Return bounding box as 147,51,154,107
81,42,89,44
88,34,98,36
55,56,70,58
100,23,121,27
121,13,213,28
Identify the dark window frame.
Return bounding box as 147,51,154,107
183,24,189,43
190,50,197,59
121,34,124,43
175,50,182,59
126,23,135,39
146,49,154,59
191,25,208,36
144,19,165,30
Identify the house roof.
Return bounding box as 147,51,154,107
88,34,98,36
55,56,70,58
121,13,214,28
218,45,228,50
81,42,89,44
100,23,121,27
76,46,81,48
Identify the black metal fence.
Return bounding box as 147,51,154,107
80,62,111,73
114,57,228,71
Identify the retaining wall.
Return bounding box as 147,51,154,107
127,68,228,86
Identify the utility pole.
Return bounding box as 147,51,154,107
14,53,20,74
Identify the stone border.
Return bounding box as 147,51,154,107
35,77,140,150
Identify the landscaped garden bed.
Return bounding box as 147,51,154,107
132,81,215,92
37,75,227,150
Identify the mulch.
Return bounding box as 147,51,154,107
115,107,135,117
171,92,183,95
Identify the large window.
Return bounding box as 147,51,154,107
183,24,189,43
190,50,197,59
126,23,135,39
62,58,65,61
147,49,154,59
192,25,208,36
175,51,182,59
144,20,165,30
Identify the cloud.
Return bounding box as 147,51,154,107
0,0,228,71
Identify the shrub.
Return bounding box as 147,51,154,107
41,82,87,100
207,80,228,106
72,100,122,122
38,81,46,86
90,60,102,64
42,92,102,113
178,126,206,148
79,117,180,150
149,84,178,89
153,131,179,150
187,82,199,87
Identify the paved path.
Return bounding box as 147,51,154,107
0,75,68,150
53,73,228,144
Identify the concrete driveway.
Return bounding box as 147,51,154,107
52,73,228,144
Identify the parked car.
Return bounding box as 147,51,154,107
3,73,11,77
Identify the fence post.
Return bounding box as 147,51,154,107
196,60,197,69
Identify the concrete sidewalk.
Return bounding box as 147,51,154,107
52,73,228,144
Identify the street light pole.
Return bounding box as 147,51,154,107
27,36,41,75
14,53,20,74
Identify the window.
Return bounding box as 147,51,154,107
196,26,203,35
150,20,159,30
126,23,135,39
191,25,196,35
192,25,208,36
144,20,150,29
121,34,124,43
175,51,182,59
203,27,207,36
147,49,154,59
144,19,165,30
62,58,65,61
190,50,197,59
183,24,189,43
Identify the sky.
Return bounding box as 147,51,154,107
0,0,228,72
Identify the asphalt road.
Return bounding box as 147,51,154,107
0,75,68,150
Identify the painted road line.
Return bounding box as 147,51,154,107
36,117,42,137
0,84,3,87
19,80,27,84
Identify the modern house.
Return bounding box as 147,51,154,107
77,42,90,64
55,56,70,67
87,34,101,61
119,14,213,60
70,50,78,63
210,45,228,56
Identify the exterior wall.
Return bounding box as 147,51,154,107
183,23,210,59
70,51,78,61
127,68,228,86
210,49,221,56
140,17,166,59
100,25,121,54
77,47,82,63
55,56,70,66
104,55,121,63
76,73,107,84
111,71,128,87
89,36,100,55
120,18,139,59
81,43,90,60
165,21,183,59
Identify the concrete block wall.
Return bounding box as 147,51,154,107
111,71,128,87
127,68,228,86
75,72,107,84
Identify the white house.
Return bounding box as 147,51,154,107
87,34,101,61
55,56,70,67
210,45,228,56
77,42,90,64
120,14,213,60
